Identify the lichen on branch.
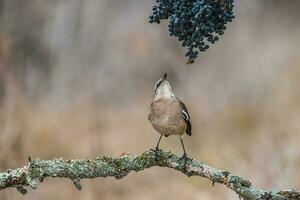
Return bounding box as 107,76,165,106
0,149,299,199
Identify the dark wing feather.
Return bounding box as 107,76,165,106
178,100,192,136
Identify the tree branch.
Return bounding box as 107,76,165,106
0,149,299,199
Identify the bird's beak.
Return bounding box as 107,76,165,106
163,72,167,80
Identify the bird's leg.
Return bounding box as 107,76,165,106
153,134,163,151
151,134,163,162
178,138,192,163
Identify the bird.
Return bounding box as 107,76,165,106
148,72,192,161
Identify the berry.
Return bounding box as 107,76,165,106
149,0,235,63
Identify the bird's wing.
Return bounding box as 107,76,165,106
178,100,192,136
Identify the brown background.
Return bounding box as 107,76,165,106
1,0,300,199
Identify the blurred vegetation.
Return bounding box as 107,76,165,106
1,0,300,199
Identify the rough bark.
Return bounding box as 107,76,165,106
0,149,299,199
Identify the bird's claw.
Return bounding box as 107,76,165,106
150,147,161,162
178,154,192,172
150,147,160,153
178,153,192,163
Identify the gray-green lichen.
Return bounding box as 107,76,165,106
0,149,299,200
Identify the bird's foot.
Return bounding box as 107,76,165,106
178,153,192,163
150,147,160,162
150,147,160,153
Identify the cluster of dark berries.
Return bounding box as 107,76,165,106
149,0,235,64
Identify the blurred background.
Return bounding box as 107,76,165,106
1,0,300,199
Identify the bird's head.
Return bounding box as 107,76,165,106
154,73,175,101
